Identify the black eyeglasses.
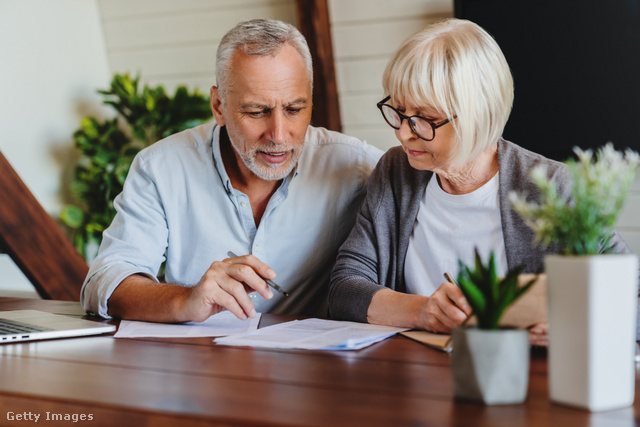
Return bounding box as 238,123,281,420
376,96,456,141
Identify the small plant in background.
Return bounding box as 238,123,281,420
457,250,537,330
61,73,212,260
509,143,639,255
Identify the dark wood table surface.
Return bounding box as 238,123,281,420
0,297,638,426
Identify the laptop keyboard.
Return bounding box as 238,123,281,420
0,318,53,336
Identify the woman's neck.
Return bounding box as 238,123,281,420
435,145,499,195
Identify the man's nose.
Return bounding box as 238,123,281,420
268,111,287,144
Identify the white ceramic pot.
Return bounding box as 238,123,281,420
545,254,639,411
451,327,530,405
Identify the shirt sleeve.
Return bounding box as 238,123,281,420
328,152,390,322
80,152,168,318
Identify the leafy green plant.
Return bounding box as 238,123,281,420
61,73,212,259
509,144,639,255
457,250,536,330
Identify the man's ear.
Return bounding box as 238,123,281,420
210,86,225,127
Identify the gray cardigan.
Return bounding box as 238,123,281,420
329,139,633,323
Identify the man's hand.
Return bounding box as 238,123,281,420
418,281,473,333
181,254,275,322
108,254,275,323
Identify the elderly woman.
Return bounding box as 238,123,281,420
328,18,632,345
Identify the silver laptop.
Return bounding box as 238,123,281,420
0,310,116,343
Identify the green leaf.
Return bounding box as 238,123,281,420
60,205,84,229
457,275,486,316
80,117,99,139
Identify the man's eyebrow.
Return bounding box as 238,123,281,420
285,98,310,107
239,98,309,110
240,102,271,110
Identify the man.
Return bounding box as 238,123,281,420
80,19,382,322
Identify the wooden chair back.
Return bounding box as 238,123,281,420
0,150,87,300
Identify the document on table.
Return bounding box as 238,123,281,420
214,318,408,350
115,311,260,338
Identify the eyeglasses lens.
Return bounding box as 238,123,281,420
381,105,433,140
411,117,434,140
381,105,401,128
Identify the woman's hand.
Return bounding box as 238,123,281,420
366,283,471,332
418,281,473,333
528,323,549,347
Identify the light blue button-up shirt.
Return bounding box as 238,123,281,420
80,122,383,318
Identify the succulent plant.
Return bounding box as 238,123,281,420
457,249,536,330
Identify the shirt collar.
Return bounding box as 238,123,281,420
211,124,234,194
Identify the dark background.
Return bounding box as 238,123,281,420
455,0,640,161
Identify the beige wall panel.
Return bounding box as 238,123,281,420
329,0,452,24
332,18,439,59
342,126,399,152
109,44,217,79
99,0,293,19
340,93,384,126
102,3,296,49
335,58,388,94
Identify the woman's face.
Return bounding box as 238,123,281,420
393,101,457,172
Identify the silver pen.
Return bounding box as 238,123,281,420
227,251,289,296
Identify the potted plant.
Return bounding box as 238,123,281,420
509,143,640,411
60,73,212,261
451,250,537,405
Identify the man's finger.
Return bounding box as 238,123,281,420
215,275,258,319
225,255,275,299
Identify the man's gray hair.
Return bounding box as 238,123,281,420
216,19,313,102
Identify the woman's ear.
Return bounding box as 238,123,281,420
210,86,225,127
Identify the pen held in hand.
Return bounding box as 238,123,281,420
443,272,472,352
226,251,289,297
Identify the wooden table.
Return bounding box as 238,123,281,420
0,297,638,426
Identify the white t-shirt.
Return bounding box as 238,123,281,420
404,172,507,296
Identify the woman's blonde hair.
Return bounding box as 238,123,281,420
382,18,513,164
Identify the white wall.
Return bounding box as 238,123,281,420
0,0,111,296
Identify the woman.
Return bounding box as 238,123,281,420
328,19,632,345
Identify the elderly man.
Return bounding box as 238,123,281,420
80,19,382,322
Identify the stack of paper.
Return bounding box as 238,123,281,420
115,311,261,338
215,318,408,350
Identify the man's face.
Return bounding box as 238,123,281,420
211,44,312,181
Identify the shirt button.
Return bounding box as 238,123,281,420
250,293,257,299
240,201,248,208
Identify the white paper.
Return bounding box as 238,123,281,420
214,318,408,350
115,311,261,338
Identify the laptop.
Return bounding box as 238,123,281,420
0,310,116,343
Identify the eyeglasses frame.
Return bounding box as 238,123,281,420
376,96,456,142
